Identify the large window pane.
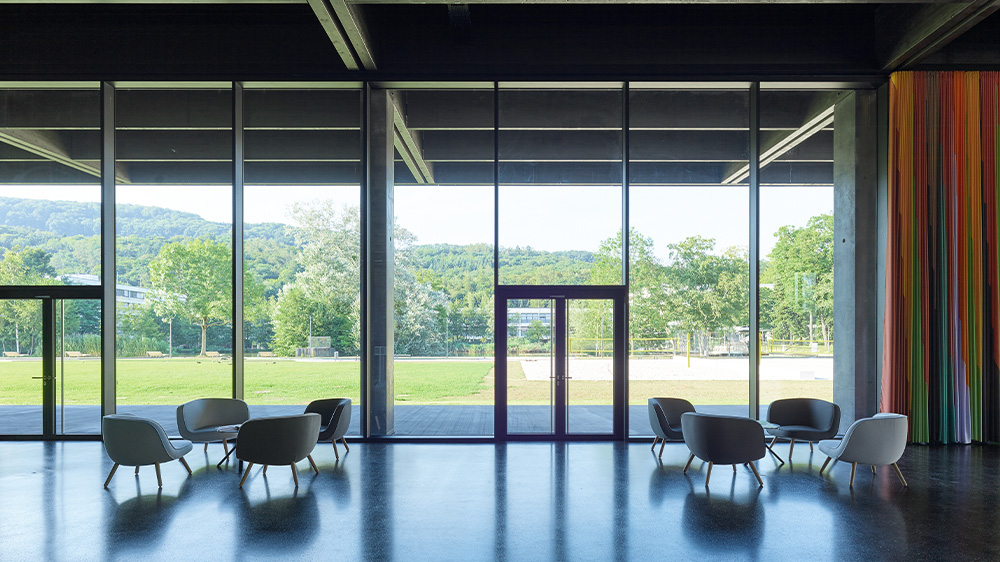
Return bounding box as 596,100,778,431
392,88,495,436
498,87,623,285
627,87,751,435
0,87,101,285
115,87,233,431
759,89,838,417
243,87,362,435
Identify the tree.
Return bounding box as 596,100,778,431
0,247,57,354
271,201,361,356
587,228,670,346
762,213,834,343
148,239,265,356
663,236,748,353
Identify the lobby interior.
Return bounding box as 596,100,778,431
2,1,1000,560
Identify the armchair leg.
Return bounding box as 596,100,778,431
204,443,209,453
748,462,764,487
891,463,908,487
307,454,319,474
222,439,229,455
135,466,140,475
332,440,340,461
789,438,795,459
155,463,162,488
732,464,737,473
651,437,658,451
104,463,120,488
872,466,877,474
819,456,832,474
705,462,713,486
658,441,665,458
341,438,349,452
769,435,778,448
809,441,814,452
683,453,695,473
291,463,299,487
179,456,192,475
849,462,857,487
263,465,268,475
239,463,254,488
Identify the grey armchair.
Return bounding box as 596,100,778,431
681,412,766,487
305,398,352,461
102,414,193,488
765,398,841,459
176,398,249,457
818,413,908,487
648,398,695,458
236,413,322,488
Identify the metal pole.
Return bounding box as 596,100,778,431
60,299,65,434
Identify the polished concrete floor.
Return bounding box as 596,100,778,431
1,440,996,561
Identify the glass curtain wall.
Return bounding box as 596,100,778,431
115,86,233,431
0,85,102,435
242,86,363,434
628,86,751,434
499,85,624,433
759,88,839,416
391,87,495,436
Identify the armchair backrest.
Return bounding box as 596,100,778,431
177,398,249,435
102,415,176,466
236,413,321,466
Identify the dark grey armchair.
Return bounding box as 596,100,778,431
305,398,352,461
648,398,695,458
765,398,841,459
681,412,766,487
176,398,249,458
236,413,321,488
102,414,193,488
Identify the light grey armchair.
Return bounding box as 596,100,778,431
236,413,322,488
102,414,193,488
818,413,908,487
176,398,249,457
681,412,766,487
305,398,352,461
766,398,841,459
648,398,695,458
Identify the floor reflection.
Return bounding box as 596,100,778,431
682,487,764,559
236,488,320,556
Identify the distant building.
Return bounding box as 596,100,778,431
507,307,552,338
63,274,148,307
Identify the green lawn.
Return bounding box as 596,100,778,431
0,358,831,406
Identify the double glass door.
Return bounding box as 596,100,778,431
0,291,101,437
497,285,626,439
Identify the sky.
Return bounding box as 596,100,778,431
0,183,831,261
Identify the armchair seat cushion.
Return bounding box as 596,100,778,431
766,425,833,441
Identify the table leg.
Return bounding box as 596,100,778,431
217,443,237,469
765,442,785,465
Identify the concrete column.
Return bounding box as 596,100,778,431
367,88,395,435
834,90,879,430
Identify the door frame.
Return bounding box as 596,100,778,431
0,285,101,439
494,284,627,441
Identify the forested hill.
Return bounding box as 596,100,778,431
411,243,594,285
0,196,290,242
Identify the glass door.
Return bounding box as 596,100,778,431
0,289,101,437
496,285,625,440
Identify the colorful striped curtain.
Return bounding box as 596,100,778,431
884,71,1000,444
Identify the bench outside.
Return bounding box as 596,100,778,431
257,351,275,357
3,351,26,358
205,351,221,358
145,351,165,358
65,351,87,358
